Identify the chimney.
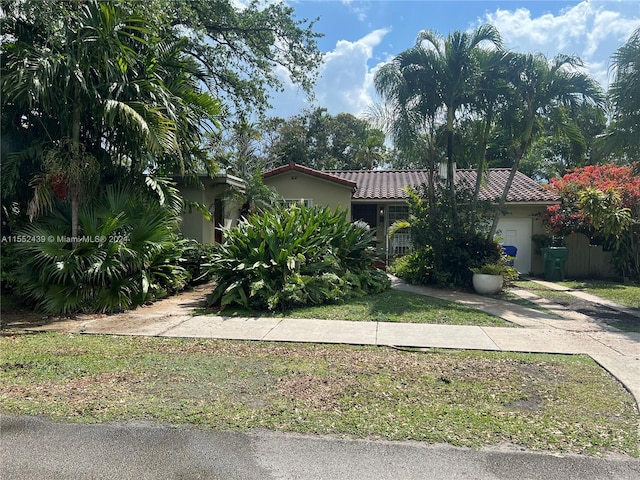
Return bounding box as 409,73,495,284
438,161,456,180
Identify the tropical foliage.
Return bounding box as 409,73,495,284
543,164,640,280
206,205,390,311
263,108,387,170
1,0,322,313
1,0,223,234
10,184,188,314
598,27,640,161
389,186,502,289
1,0,321,232
372,25,504,218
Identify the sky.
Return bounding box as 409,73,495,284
260,0,640,119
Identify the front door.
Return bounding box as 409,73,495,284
496,218,532,274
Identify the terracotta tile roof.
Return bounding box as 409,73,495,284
263,163,559,204
330,168,559,203
263,162,357,189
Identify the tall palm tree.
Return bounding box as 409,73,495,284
469,48,512,221
415,26,503,197
374,25,503,222
488,53,605,238
599,27,640,162
2,1,222,238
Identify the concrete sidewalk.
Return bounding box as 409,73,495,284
25,278,640,414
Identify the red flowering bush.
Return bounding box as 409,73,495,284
544,163,640,237
543,163,640,279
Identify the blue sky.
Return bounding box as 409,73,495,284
252,0,640,119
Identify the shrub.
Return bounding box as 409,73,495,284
0,241,20,293
12,184,188,314
180,239,217,285
206,204,390,311
392,183,503,289
389,247,434,285
430,234,503,289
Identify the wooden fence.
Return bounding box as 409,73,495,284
564,233,615,279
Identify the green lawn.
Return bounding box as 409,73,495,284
1,333,637,457
559,280,640,309
204,289,516,327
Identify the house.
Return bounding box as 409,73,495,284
263,162,560,275
177,174,244,244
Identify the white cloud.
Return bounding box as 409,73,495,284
314,28,389,115
267,28,390,118
341,0,369,22
478,1,639,88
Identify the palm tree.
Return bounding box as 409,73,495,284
2,1,222,238
417,26,503,191
469,48,512,222
488,53,605,238
353,129,386,170
599,27,640,162
374,25,503,221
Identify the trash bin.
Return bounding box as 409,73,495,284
541,247,568,281
502,245,517,266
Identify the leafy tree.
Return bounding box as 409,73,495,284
519,103,607,182
1,0,322,234
543,164,640,279
264,108,386,170
1,0,223,238
162,0,322,116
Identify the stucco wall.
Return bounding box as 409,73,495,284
264,172,353,216
179,183,240,244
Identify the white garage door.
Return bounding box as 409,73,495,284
495,218,532,274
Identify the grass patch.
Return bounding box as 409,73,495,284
559,280,640,310
1,333,637,457
496,290,559,315
513,280,577,304
202,289,514,327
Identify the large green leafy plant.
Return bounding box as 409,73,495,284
391,185,502,289
206,205,390,311
12,184,188,314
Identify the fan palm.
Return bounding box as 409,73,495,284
13,183,186,314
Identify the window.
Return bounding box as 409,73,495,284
388,205,409,223
281,198,313,208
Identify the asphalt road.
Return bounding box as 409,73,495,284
2,415,639,480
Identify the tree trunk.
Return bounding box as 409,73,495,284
446,108,457,225
488,112,535,240
71,97,81,243
471,115,492,230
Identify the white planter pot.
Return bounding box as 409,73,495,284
472,273,503,295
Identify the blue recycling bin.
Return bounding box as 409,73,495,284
502,245,517,266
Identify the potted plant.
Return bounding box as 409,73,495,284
470,261,518,295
